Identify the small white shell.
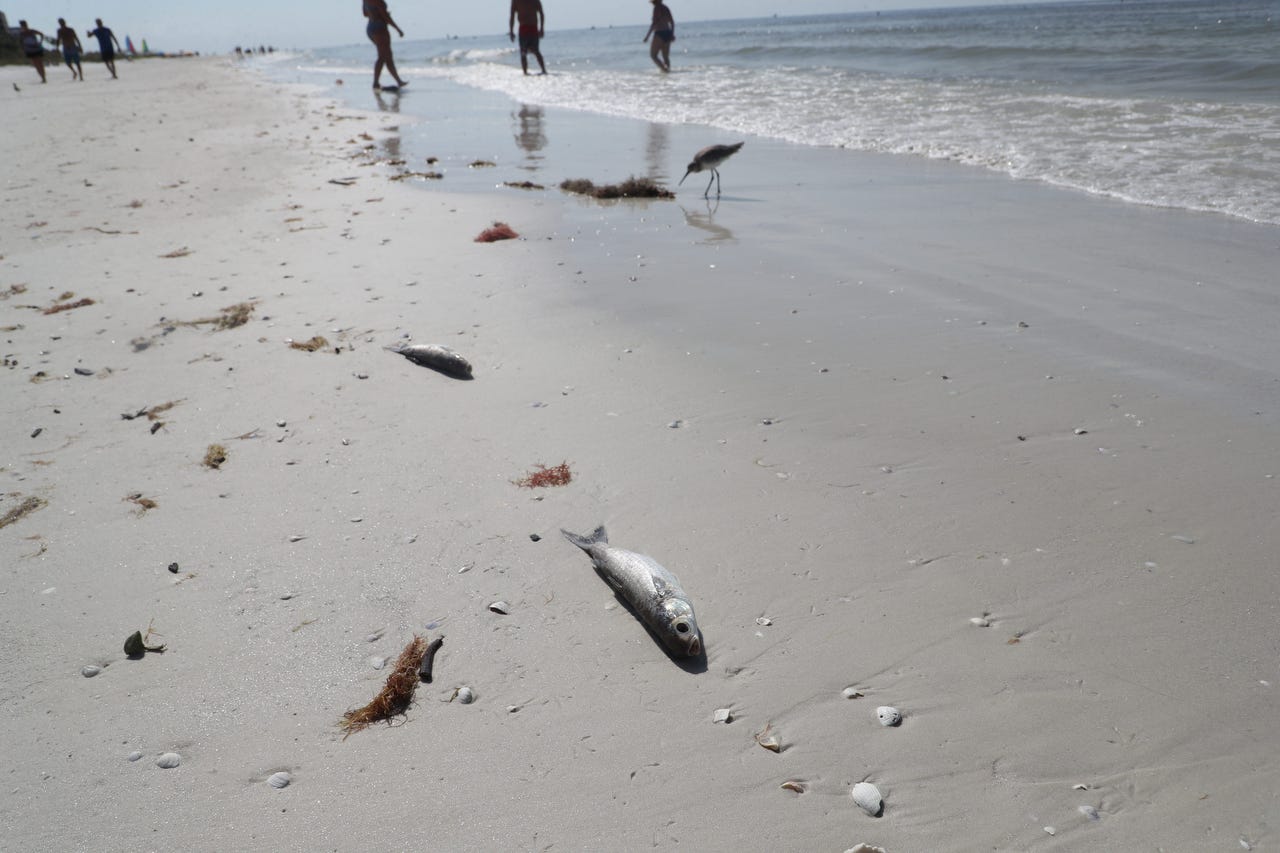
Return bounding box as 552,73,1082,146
81,665,102,678
780,779,806,793
844,846,888,853
488,601,510,615
1044,826,1056,836
876,706,903,727
842,687,864,699
712,707,733,724
970,616,991,627
267,771,291,789
156,752,182,769
755,616,773,626
455,686,475,704
1078,804,1100,821
369,656,387,670
127,751,143,762
851,781,883,816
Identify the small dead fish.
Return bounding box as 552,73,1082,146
561,525,702,657
384,343,473,379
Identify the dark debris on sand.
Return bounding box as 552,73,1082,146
559,177,674,200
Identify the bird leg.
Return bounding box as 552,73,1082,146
704,171,716,198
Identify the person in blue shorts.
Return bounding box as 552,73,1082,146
362,0,407,90
87,18,124,79
508,0,546,76
18,20,48,83
644,0,675,72
55,18,84,81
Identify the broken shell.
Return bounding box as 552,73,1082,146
851,781,883,817
455,686,475,704
780,780,806,794
81,665,102,678
844,846,888,853
1078,804,1101,821
267,771,291,789
755,616,773,626
488,601,510,615
754,723,781,752
842,687,865,699
156,752,182,769
369,656,387,670
712,707,733,724
876,706,903,727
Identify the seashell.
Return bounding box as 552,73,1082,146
267,771,291,789
127,751,143,762
1078,804,1100,821
844,846,888,853
488,601,510,615
876,706,903,727
842,687,865,699
755,616,773,626
455,686,475,704
1044,826,1056,836
712,707,733,724
780,779,806,794
970,616,991,627
155,752,182,769
369,656,387,670
82,665,102,678
851,781,883,817
754,723,781,752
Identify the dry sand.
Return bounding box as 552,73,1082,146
2,57,1278,851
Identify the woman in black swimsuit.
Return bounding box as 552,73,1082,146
363,0,406,90
643,0,675,73
18,20,48,84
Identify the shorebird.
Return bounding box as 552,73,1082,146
678,141,744,198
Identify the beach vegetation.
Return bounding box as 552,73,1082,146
559,176,674,200
340,635,428,737
513,461,573,488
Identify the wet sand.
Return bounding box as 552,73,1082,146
2,57,1278,852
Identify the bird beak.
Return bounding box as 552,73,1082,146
678,169,691,187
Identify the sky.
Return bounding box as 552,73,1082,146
7,0,1049,54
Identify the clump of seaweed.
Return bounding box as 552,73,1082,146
203,444,228,469
1,284,29,301
125,493,158,514
43,297,96,315
289,335,330,352
469,160,496,168
341,635,428,738
173,301,256,331
389,171,443,181
559,176,674,200
475,222,519,243
514,461,573,488
503,181,545,191
0,496,46,529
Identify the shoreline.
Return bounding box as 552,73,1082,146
3,57,1279,852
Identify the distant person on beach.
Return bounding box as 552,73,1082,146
55,18,84,81
18,21,47,83
87,19,124,79
362,0,407,90
644,0,675,72
508,0,546,76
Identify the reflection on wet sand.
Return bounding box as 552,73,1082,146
645,122,670,184
513,104,546,171
373,90,401,114
680,200,735,243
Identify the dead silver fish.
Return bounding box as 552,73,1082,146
561,525,702,657
384,343,473,379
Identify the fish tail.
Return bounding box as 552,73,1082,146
560,525,608,551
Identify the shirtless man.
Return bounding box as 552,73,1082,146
508,0,546,76
55,18,84,81
644,0,675,72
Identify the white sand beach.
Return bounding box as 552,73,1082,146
2,57,1278,851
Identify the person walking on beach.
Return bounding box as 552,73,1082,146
508,0,547,76
55,18,84,81
17,20,47,83
87,19,124,79
362,0,407,90
644,0,675,72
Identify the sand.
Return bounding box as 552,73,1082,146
2,57,1278,852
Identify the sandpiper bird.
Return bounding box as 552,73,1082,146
678,141,744,198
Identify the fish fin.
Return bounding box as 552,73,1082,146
560,525,608,551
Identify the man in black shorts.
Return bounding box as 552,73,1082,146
18,20,48,83
508,0,546,76
87,18,124,79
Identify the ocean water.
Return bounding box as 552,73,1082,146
288,0,1279,225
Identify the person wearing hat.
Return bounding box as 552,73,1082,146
643,0,675,72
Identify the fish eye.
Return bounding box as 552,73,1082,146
675,620,689,634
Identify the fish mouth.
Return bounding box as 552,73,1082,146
686,634,701,657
